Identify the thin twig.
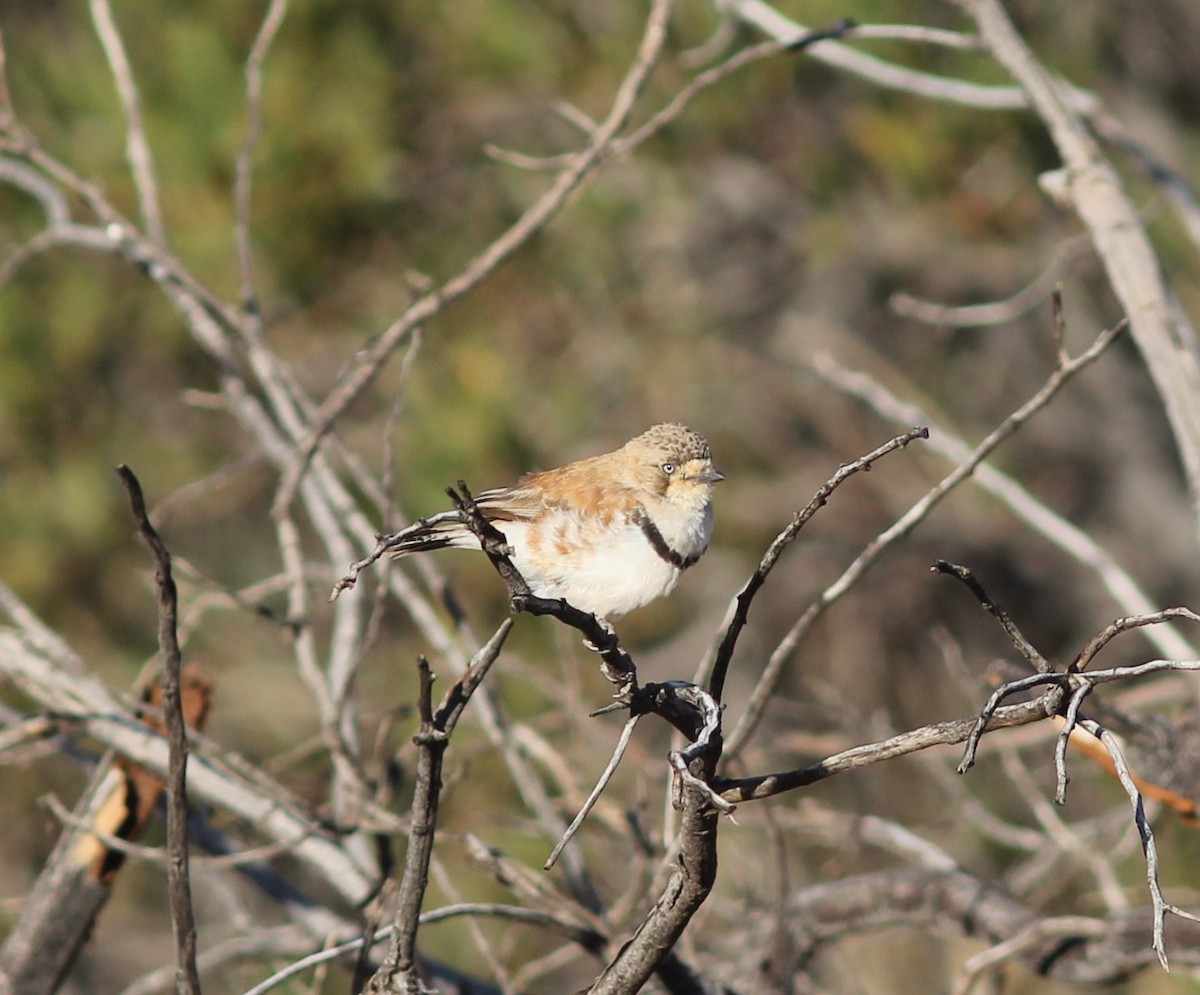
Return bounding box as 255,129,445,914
956,655,1200,780
725,317,1126,759
933,560,1051,673
369,657,444,993
889,239,1090,329
235,0,289,315
810,352,1198,661
705,427,928,703
1076,717,1172,969
725,0,1082,109
993,746,1128,910
246,902,607,995
115,465,201,995
1053,681,1092,804
951,915,1109,995
366,621,512,994
615,20,856,158
714,696,1056,806
429,858,512,992
1050,284,1069,365
272,0,677,519
40,793,318,869
1063,658,1200,686
545,713,642,870
273,502,359,822
1072,607,1200,673
952,0,1200,532
359,330,425,666
958,672,1068,774
89,0,165,242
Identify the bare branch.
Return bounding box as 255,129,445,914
0,768,132,992
951,915,1109,995
715,696,1056,805
705,427,928,704
616,19,856,158
88,0,165,242
0,578,88,672
1079,717,1172,970
1053,682,1093,804
933,560,1051,673
365,657,443,995
993,745,1128,910
365,622,512,994
722,0,1078,109
1072,607,1200,673
235,0,289,314
725,317,1125,759
950,0,1200,530
39,793,325,871
115,465,201,995
587,751,720,994
546,713,642,871
889,237,1091,328
1092,110,1200,258
0,629,378,905
811,353,1199,660
248,902,608,995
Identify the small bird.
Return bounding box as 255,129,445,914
380,424,723,619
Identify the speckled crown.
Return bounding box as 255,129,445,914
633,423,712,461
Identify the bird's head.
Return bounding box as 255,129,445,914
623,423,724,510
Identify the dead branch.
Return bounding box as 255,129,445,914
0,628,379,906
724,315,1125,760
939,556,1200,966
949,0,1200,529
809,352,1200,661
705,427,929,704
115,465,201,995
363,618,511,993
713,697,1055,805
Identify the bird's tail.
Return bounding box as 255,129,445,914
380,510,472,558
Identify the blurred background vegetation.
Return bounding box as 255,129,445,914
2,0,1200,991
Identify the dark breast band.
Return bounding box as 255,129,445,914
635,510,702,570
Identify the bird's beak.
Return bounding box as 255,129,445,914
693,464,725,484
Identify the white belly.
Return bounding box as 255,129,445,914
498,517,684,619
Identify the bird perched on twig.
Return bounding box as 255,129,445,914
377,424,723,619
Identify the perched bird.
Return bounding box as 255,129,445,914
381,424,723,619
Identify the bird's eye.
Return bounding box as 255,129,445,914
661,462,676,475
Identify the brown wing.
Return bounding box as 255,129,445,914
488,456,641,527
